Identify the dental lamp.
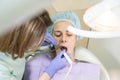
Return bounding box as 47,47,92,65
67,0,120,38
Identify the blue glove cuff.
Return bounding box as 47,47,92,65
44,65,56,78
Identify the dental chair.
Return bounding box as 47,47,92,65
75,46,110,80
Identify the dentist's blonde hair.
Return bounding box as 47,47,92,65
0,10,52,59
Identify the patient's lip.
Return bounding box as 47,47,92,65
60,46,67,51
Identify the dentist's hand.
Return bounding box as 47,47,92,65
41,33,56,46
44,50,69,78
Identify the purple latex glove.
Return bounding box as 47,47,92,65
44,50,68,78
41,33,56,47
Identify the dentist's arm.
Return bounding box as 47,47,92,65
39,50,68,80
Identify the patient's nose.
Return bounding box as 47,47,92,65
61,35,67,43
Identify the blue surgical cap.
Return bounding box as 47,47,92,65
47,10,82,40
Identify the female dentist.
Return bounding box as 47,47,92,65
0,10,54,80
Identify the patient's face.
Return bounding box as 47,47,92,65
52,21,76,59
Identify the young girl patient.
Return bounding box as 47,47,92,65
23,10,101,80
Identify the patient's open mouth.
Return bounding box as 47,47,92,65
60,46,67,51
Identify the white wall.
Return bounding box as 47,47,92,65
88,37,120,70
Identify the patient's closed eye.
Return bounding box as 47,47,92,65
54,31,62,37
67,32,73,36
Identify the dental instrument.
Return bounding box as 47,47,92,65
25,45,61,61
63,52,72,80
67,26,120,38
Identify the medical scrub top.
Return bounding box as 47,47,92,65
23,55,101,80
0,51,26,80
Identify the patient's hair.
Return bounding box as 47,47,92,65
0,10,53,59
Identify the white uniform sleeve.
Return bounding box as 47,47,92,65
0,61,17,80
